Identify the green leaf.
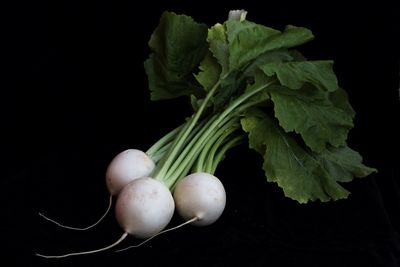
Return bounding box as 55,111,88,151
317,146,377,182
144,10,372,204
207,23,229,76
260,60,339,92
226,21,314,71
204,20,314,112
144,11,208,100
190,94,201,112
268,85,354,152
266,25,314,53
211,67,274,112
240,109,266,155
288,49,307,61
226,20,280,71
241,108,350,203
243,49,295,77
329,87,356,119
194,52,221,92
243,69,273,105
211,50,293,112
211,71,246,111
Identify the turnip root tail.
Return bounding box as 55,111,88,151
35,232,128,258
115,217,199,252
38,195,113,231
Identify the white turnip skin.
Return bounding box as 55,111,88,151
115,177,175,238
106,149,155,196
173,172,226,226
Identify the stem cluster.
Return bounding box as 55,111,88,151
146,79,275,189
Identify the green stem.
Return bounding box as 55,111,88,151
155,79,276,189
149,143,171,163
195,121,240,173
210,135,245,174
162,115,218,188
168,114,235,178
153,80,221,180
203,129,235,174
182,79,275,169
152,118,209,176
188,80,275,175
146,123,184,160
167,117,238,189
193,119,239,172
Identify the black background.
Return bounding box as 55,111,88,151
3,1,400,266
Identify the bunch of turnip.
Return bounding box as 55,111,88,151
37,8,376,258
37,90,240,257
38,122,235,258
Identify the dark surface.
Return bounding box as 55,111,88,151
3,1,400,266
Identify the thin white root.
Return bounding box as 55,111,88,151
35,232,128,258
116,217,199,253
39,195,113,231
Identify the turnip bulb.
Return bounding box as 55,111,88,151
173,172,226,226
106,149,155,196
115,177,175,238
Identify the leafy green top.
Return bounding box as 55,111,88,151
144,11,376,203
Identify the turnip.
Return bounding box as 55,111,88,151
105,149,155,195
114,177,174,238
173,172,226,226
36,177,174,258
39,149,155,230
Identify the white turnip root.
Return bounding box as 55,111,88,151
173,172,226,226
39,149,155,231
36,177,174,258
